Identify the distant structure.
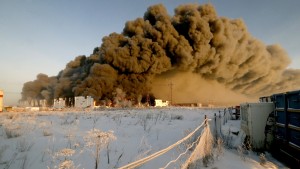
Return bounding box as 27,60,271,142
172,102,201,107
53,98,66,109
75,96,94,109
154,99,169,107
19,99,40,107
53,96,94,109
0,90,3,112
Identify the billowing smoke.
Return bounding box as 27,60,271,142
21,3,300,106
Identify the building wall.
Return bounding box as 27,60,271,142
53,98,66,109
75,96,94,108
155,99,169,107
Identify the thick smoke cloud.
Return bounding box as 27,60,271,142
21,3,300,105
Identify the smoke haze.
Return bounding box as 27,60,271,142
21,3,300,105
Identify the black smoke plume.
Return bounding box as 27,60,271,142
21,3,300,106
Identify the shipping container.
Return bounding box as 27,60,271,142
272,90,300,167
240,102,275,150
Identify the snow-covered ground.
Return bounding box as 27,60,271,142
0,107,288,169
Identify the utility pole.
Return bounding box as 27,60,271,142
168,82,173,105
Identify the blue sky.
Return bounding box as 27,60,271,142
1,0,300,105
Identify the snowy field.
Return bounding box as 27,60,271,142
0,107,288,169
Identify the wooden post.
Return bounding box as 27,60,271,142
214,113,216,122
214,113,218,139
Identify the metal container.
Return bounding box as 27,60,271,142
240,102,275,150
272,90,300,167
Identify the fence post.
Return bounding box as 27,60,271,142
223,110,225,125
214,113,218,140
214,113,216,123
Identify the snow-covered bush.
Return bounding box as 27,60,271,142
56,148,75,158
48,148,78,169
58,160,76,169
84,129,116,169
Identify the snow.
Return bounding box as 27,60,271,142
0,107,288,169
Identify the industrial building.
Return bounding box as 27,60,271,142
154,99,169,107
53,96,94,109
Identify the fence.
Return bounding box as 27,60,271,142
118,108,236,169
118,116,209,169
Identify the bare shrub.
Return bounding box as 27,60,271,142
112,114,122,127
56,148,75,158
58,160,76,169
6,113,19,120
171,114,183,120
84,129,116,169
48,148,78,169
4,124,22,138
215,138,224,160
223,127,233,148
43,129,53,136
259,153,267,165
237,142,250,161
92,115,100,129
60,115,76,125
138,114,151,132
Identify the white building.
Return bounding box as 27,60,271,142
75,96,94,108
39,99,47,107
155,99,169,107
53,98,66,109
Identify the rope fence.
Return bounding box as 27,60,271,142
118,118,208,169
159,126,203,169
118,108,236,169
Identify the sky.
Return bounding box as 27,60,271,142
0,0,300,106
